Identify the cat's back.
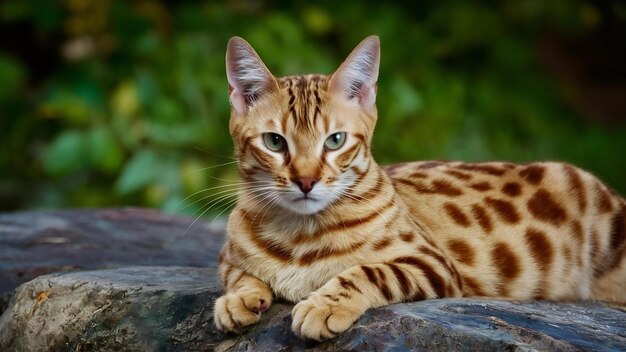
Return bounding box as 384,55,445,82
385,160,626,301
384,160,624,233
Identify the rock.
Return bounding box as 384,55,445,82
0,208,225,311
0,267,221,351
1,209,626,351
1,266,625,352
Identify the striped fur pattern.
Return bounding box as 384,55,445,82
214,36,626,341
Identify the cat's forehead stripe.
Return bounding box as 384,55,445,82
279,75,329,135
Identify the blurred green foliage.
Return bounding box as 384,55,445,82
0,0,625,216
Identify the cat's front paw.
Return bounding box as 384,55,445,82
291,293,362,341
213,290,272,333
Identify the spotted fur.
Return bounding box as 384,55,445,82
213,36,626,341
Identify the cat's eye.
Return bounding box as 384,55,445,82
324,132,347,150
262,133,287,152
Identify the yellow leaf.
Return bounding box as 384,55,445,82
111,80,139,117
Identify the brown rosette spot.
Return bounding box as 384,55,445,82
444,202,471,227
396,178,463,196
444,169,473,181
470,182,492,192
447,239,476,266
471,204,493,233
595,182,613,214
372,236,393,251
430,180,464,196
519,164,545,185
399,232,415,243
485,197,520,224
457,164,507,176
562,164,587,213
524,228,554,273
491,242,521,295
409,171,429,179
501,182,522,197
607,205,626,271
527,189,567,226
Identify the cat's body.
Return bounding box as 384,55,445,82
214,36,626,341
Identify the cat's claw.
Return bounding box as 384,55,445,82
291,293,360,341
214,290,272,333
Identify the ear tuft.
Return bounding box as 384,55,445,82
329,35,380,110
226,37,277,114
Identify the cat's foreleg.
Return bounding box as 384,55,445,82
291,258,461,341
213,260,273,333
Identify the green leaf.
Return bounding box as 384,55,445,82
43,130,89,175
115,150,159,195
88,127,124,173
39,92,93,125
389,77,423,117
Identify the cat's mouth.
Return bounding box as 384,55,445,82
280,192,332,215
294,195,318,202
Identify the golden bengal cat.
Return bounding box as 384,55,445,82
213,35,626,341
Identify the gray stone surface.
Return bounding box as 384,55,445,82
0,208,225,311
0,267,222,351
1,266,625,352
1,208,626,351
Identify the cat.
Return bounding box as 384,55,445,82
213,35,626,341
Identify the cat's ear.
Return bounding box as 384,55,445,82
329,35,380,111
226,37,278,114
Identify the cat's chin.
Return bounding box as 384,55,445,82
277,197,330,215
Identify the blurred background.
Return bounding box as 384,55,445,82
0,0,625,217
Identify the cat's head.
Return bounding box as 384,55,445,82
226,36,380,215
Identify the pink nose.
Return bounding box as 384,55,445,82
294,178,318,194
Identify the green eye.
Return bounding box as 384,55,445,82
324,132,347,150
262,133,286,152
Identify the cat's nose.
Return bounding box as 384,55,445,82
294,178,318,194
